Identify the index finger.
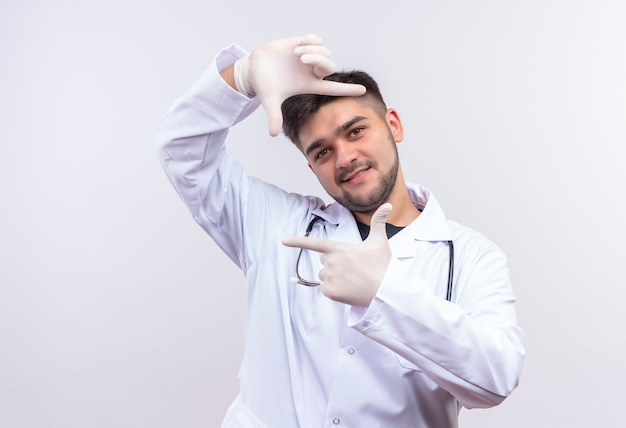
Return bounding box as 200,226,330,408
310,80,367,97
281,235,335,253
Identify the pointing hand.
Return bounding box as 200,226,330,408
282,204,393,307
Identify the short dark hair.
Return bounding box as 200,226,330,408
281,70,387,147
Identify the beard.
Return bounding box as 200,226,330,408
330,134,400,214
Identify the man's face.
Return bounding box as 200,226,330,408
298,98,405,215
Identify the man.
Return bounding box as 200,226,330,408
156,34,524,427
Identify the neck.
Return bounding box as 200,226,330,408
352,181,420,226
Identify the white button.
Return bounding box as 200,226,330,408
347,348,355,355
333,418,340,425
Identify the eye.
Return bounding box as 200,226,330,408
315,148,331,160
349,127,364,138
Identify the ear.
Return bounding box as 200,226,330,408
385,108,404,143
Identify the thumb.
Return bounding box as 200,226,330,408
367,203,393,242
261,97,283,136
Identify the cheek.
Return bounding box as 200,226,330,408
311,166,336,187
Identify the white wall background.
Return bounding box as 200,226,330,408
1,0,625,427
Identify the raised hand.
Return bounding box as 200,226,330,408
282,204,393,307
234,34,366,136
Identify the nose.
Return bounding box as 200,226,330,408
334,141,357,169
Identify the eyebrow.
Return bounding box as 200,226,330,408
304,116,368,158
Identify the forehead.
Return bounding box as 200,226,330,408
298,98,379,145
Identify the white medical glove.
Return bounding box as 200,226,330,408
233,34,366,136
282,203,393,307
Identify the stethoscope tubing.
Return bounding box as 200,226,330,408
296,216,455,301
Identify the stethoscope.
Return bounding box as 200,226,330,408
294,216,455,301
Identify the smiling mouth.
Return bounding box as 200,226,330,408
339,166,370,184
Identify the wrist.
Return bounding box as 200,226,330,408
219,64,238,92
233,55,256,98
